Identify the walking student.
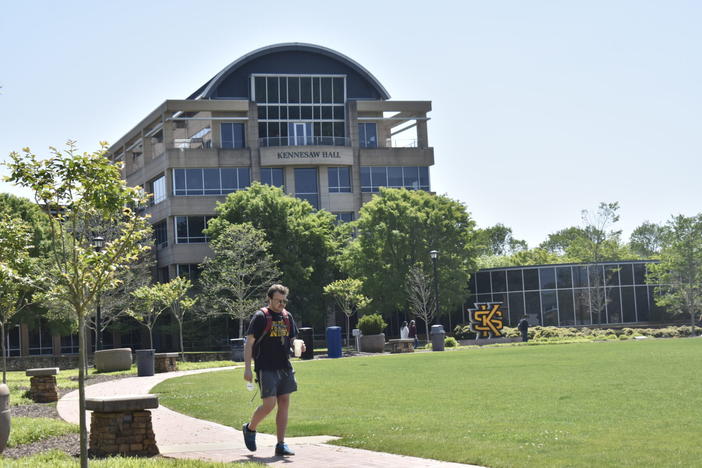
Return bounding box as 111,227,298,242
242,284,305,456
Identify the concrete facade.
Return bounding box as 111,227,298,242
107,43,434,279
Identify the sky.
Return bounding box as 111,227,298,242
1,0,700,248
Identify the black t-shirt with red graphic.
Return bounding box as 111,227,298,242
246,308,298,372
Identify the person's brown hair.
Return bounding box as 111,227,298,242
267,284,289,299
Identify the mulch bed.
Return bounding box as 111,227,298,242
2,373,130,460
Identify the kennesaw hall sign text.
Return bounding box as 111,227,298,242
260,146,353,166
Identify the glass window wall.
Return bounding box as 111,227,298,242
360,166,430,192
173,168,250,196
470,261,664,327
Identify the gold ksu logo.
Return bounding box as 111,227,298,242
469,303,504,338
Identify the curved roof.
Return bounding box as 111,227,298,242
190,43,390,100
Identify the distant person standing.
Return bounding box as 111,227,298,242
408,320,418,348
400,321,409,339
518,314,529,342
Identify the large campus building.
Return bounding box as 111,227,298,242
106,43,434,281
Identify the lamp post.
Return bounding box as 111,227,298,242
429,250,439,325
92,236,104,351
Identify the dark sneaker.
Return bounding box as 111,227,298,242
242,423,256,451
275,442,295,456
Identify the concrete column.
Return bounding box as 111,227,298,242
20,324,29,357
248,102,261,182
416,117,429,149
52,334,61,356
347,101,362,215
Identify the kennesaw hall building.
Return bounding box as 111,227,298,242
107,42,434,282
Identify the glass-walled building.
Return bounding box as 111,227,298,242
469,261,668,327
107,43,434,281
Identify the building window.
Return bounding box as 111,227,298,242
253,74,347,147
261,168,284,188
5,326,20,357
61,334,80,354
148,175,166,205
177,264,201,282
360,166,430,192
358,123,377,148
173,168,250,196
328,167,351,193
158,266,169,283
175,216,214,243
28,319,53,355
154,220,168,248
334,212,354,223
221,123,245,149
294,168,319,209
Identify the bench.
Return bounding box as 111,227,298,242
388,339,415,353
26,367,59,402
154,353,179,373
86,394,159,457
94,348,133,372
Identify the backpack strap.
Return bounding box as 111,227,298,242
254,308,293,355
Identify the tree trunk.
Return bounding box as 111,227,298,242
239,318,244,338
1,322,6,385
348,315,352,347
424,317,430,344
78,314,88,468
178,320,184,360
148,327,154,350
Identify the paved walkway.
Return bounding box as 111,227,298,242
57,366,482,467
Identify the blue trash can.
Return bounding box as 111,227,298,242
326,326,342,358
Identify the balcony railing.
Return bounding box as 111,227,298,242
259,136,350,147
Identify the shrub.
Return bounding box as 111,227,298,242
452,324,476,339
357,314,387,335
444,336,458,347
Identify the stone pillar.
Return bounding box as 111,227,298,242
87,395,159,458
26,367,59,403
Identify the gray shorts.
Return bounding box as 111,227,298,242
257,368,297,399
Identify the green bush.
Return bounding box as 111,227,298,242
357,313,387,335
444,336,458,347
452,324,476,339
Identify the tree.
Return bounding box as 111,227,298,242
629,221,670,258
406,263,436,343
578,202,625,323
86,222,155,349
323,278,371,345
648,214,702,336
476,223,528,256
129,282,170,349
0,215,36,383
4,141,151,468
342,188,478,319
160,277,196,359
199,222,280,337
539,226,588,256
207,183,340,328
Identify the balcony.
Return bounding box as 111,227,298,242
259,136,350,147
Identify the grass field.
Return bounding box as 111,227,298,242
154,339,702,467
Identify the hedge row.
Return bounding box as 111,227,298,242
452,324,698,341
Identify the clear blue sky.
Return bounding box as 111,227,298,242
1,0,700,247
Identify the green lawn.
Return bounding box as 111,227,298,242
153,339,702,467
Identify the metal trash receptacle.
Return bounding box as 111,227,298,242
135,349,155,376
326,326,342,358
430,325,445,351
230,338,245,362
298,327,314,360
